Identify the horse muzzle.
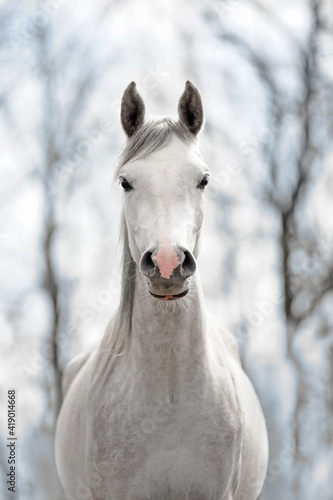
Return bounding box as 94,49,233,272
139,246,196,300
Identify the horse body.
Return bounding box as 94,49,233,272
55,82,268,500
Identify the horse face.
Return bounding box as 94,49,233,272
119,137,209,300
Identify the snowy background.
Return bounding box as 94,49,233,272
1,0,333,498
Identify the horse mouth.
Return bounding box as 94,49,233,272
149,288,189,301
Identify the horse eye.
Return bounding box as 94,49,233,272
120,178,133,191
198,175,209,189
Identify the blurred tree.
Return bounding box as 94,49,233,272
1,1,333,499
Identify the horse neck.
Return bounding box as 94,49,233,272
128,271,209,399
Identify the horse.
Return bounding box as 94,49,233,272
55,81,268,500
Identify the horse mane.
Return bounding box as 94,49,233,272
100,212,135,358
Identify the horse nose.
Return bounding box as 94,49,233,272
140,247,196,279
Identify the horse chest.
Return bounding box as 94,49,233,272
89,378,242,500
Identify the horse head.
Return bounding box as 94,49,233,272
118,81,209,301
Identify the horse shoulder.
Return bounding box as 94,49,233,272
62,349,92,398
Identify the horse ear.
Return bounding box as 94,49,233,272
121,82,145,137
178,81,204,136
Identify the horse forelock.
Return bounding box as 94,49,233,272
115,117,193,177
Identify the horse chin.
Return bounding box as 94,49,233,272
148,287,189,301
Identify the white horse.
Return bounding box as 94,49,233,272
55,81,268,500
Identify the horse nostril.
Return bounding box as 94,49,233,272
140,251,155,277
182,251,196,278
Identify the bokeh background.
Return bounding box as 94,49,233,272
0,0,333,498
